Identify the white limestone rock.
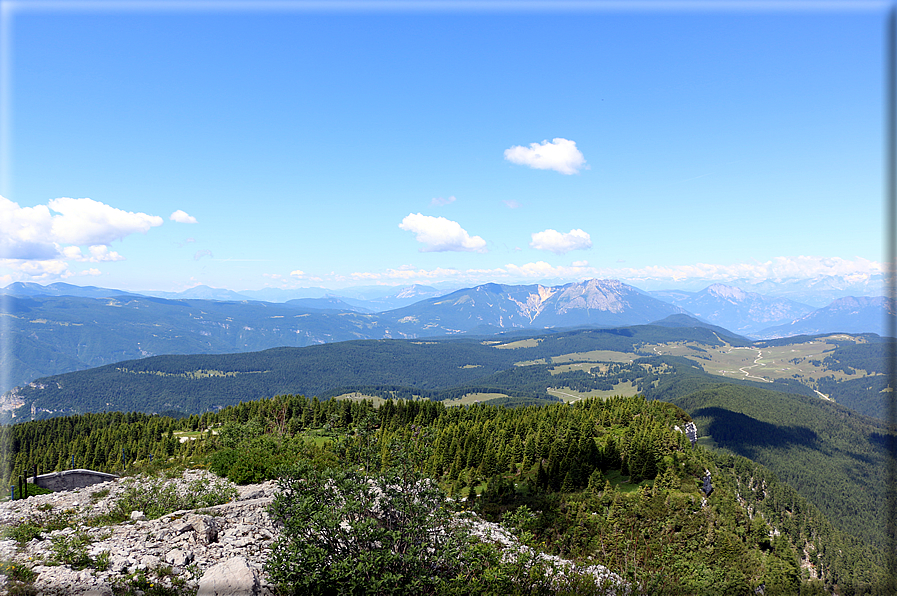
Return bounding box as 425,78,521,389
197,556,260,596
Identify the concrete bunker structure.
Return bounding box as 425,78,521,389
31,469,119,492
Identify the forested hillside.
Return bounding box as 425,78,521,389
0,325,768,418
0,394,888,594
667,383,893,554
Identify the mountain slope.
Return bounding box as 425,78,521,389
385,279,685,333
667,382,892,555
0,280,690,393
756,296,896,339
652,283,814,336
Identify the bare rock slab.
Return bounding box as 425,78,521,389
197,556,260,596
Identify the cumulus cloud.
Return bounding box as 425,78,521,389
530,229,592,255
1,197,57,260
399,213,487,253
61,245,125,263
504,138,587,175
290,270,306,279
0,258,73,281
0,195,163,263
170,210,198,224
431,196,456,207
48,197,162,245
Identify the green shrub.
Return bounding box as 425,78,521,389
266,460,464,596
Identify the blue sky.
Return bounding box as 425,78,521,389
0,1,889,293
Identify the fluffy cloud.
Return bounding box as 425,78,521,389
290,270,306,279
504,138,586,175
530,228,592,255
170,210,198,224
1,197,56,260
61,245,125,263
194,250,213,261
399,213,487,253
48,197,162,245
1,195,163,262
0,258,73,281
431,196,456,207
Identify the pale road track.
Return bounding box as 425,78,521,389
724,347,773,383
549,388,583,403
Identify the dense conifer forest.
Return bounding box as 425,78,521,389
0,393,889,594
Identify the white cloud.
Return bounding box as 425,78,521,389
290,270,306,279
333,256,882,291
530,228,592,255
0,258,73,281
48,197,162,245
503,200,521,209
399,213,487,253
87,245,125,262
170,210,198,224
504,138,586,175
194,250,213,261
1,196,56,259
80,268,102,276
431,196,456,207
0,195,162,262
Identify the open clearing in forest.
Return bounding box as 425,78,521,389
441,392,511,407
495,338,542,349
550,350,635,364
547,382,639,403
333,392,390,406
631,335,877,389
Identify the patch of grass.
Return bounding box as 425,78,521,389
441,392,511,407
0,559,38,595
601,470,652,494
0,559,37,583
89,487,111,503
11,483,54,500
89,473,236,526
49,531,97,570
550,350,635,363
547,384,639,402
112,568,197,596
495,338,542,349
332,393,388,407
1,508,79,544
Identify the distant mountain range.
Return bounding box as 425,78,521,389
650,283,816,336
1,278,892,394
138,283,451,312
752,296,896,339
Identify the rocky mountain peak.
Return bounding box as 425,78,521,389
705,283,748,302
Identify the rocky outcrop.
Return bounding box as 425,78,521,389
0,469,627,595
674,421,698,446
0,470,278,595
